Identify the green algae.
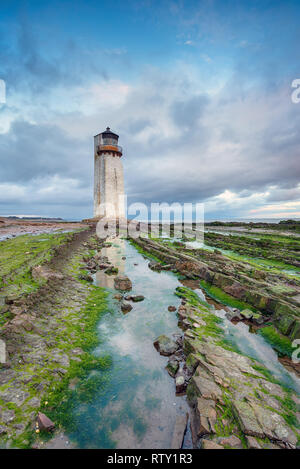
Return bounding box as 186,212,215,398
0,231,78,299
35,285,111,443
128,238,164,264
258,325,294,358
174,286,210,309
199,279,255,312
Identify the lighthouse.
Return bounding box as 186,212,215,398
93,127,125,220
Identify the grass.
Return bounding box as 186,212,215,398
258,325,294,358
199,279,256,311
0,231,77,298
203,237,300,278
3,234,110,448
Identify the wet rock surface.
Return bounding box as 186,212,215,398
37,412,55,432
144,233,300,450
124,294,145,302
133,235,300,342
114,275,132,291
182,301,299,449
1,223,300,449
121,302,133,313
171,413,188,449
153,335,179,356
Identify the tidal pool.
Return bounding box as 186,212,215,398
66,238,190,449
65,238,300,449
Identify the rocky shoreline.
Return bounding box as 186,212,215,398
153,290,299,449
0,224,299,449
132,235,300,347
131,235,300,449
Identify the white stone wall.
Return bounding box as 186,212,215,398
94,151,125,219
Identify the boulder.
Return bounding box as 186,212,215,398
168,306,177,312
225,310,242,322
153,335,179,356
114,275,132,291
37,412,55,432
249,400,297,446
124,294,145,302
275,315,295,335
251,312,264,325
186,353,200,374
121,302,132,314
131,295,145,302
148,261,162,271
240,309,253,320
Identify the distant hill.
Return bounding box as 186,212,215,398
6,216,63,221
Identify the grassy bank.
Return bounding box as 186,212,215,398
258,325,294,358
0,231,80,298
0,231,112,448
199,279,256,312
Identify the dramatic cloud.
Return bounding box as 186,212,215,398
0,1,299,219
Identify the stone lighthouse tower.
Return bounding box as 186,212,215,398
94,127,125,220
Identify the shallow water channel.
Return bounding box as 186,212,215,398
68,238,190,449
66,238,300,448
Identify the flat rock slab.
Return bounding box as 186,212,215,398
202,439,224,449
171,413,188,449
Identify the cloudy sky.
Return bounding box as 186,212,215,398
0,0,300,220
